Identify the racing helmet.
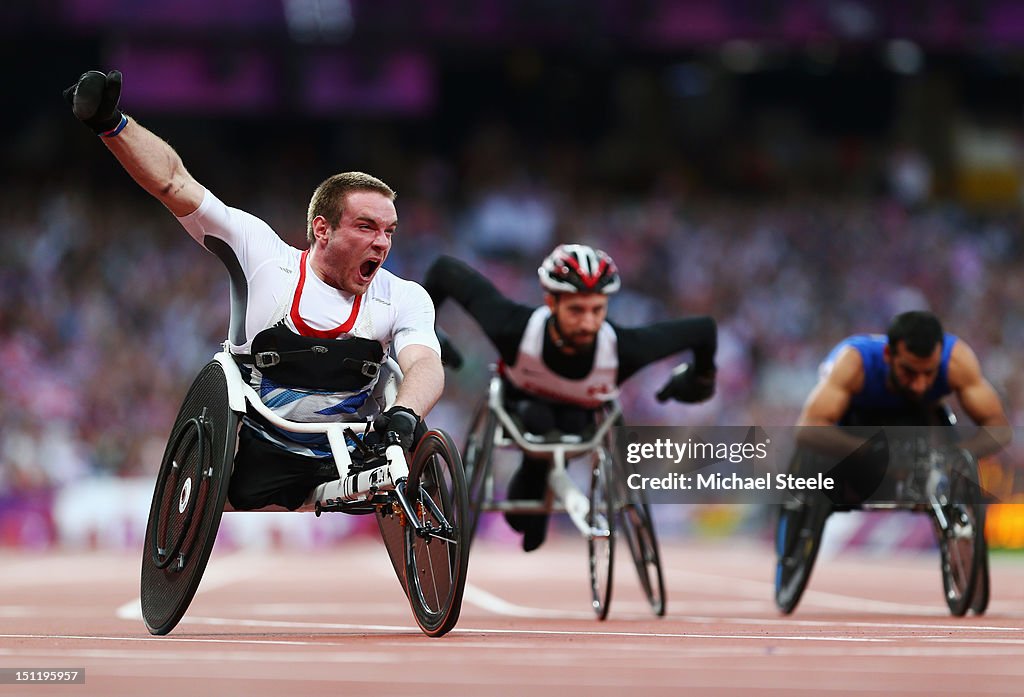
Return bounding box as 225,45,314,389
538,244,621,295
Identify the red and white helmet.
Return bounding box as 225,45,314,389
538,244,621,295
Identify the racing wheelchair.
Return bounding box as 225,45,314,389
460,370,666,620
140,350,470,638
774,409,989,618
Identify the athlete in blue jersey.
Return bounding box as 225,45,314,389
798,311,1009,457
775,311,1010,616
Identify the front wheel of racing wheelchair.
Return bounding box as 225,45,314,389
604,422,666,617
141,353,470,638
378,429,470,637
461,399,497,547
774,488,830,615
934,450,986,617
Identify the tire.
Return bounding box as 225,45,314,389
606,426,665,617
404,430,471,637
774,492,829,615
588,449,615,620
938,467,984,617
141,361,238,635
462,399,495,546
619,494,666,617
970,534,990,615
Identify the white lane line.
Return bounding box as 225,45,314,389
0,647,396,663
460,583,1024,643
5,641,1024,665
179,616,420,632
0,633,402,646
674,615,1024,633
0,627,892,643
116,552,265,621
464,581,1019,634
666,564,948,615
115,598,143,621
462,583,593,619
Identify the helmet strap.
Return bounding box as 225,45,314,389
547,300,567,350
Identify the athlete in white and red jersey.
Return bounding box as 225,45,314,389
178,190,438,427
65,69,443,511
424,244,717,550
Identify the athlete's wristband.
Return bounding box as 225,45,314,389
100,113,129,138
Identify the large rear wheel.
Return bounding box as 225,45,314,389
141,360,238,636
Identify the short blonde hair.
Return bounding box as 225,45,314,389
306,172,396,243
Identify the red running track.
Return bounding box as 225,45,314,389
1,536,1023,697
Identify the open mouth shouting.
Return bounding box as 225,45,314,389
358,258,382,284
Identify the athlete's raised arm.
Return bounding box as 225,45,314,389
65,69,204,217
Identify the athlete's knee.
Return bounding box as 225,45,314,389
227,475,269,511
514,400,556,434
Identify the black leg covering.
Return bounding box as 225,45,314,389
228,426,338,511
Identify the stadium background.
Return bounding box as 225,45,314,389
2,0,1024,554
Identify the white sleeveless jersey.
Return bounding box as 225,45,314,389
177,189,440,449
501,307,619,408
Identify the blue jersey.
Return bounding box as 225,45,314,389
821,333,957,415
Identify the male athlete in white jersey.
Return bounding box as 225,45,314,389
424,245,717,550
65,69,443,511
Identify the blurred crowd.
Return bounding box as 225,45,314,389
2,121,1024,497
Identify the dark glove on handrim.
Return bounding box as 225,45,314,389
372,406,426,451
656,363,716,403
63,70,124,134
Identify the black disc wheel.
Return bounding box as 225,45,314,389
141,360,238,635
588,450,615,620
774,492,829,615
404,429,471,637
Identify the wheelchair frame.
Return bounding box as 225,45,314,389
774,433,988,618
141,349,469,638
463,373,666,619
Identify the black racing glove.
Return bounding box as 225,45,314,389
372,406,426,452
656,363,716,403
436,328,464,370
63,70,124,134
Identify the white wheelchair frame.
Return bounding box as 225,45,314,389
478,374,622,538
466,371,667,619
212,348,410,513
143,346,470,638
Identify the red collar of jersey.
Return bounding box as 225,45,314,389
289,249,362,339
